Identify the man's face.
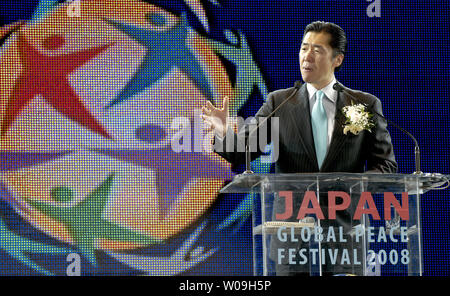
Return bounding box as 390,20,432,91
299,31,343,89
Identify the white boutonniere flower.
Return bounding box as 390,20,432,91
341,103,374,135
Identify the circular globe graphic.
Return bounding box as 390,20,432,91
0,0,237,265
0,0,270,275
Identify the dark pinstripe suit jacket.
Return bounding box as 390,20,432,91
216,83,398,270
215,83,397,174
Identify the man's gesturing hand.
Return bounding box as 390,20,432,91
201,96,229,138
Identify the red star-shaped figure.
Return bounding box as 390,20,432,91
1,32,113,139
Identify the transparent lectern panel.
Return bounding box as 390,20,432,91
258,178,368,276
221,173,448,276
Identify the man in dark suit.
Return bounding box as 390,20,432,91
201,21,397,275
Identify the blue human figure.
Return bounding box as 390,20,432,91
0,213,70,275
31,0,58,23
104,12,214,108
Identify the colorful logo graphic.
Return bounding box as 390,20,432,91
0,0,268,275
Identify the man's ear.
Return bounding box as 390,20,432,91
333,54,344,68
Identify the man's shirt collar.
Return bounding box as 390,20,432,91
306,78,338,103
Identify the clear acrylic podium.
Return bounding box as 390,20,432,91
220,173,449,276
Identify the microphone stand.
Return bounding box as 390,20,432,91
333,83,423,175
243,81,302,174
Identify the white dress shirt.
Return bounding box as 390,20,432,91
306,78,338,148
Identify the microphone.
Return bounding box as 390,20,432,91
333,83,422,175
244,81,303,174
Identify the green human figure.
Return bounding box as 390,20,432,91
207,31,271,233
0,214,70,275
208,30,268,113
25,173,162,266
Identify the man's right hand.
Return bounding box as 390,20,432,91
201,96,229,138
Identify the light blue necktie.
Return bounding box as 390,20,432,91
311,90,328,168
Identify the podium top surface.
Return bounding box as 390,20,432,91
219,172,449,194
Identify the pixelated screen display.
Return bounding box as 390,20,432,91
0,0,448,276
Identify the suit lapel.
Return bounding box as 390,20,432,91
286,84,318,169
320,88,351,171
